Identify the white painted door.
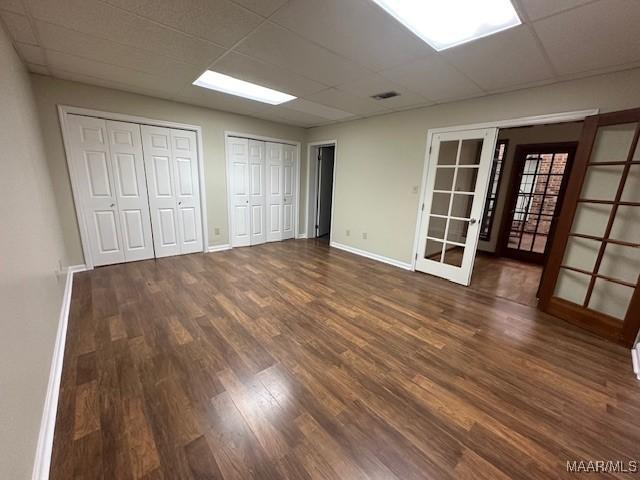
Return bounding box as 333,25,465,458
67,114,125,266
106,120,154,262
282,144,296,240
141,125,180,257
228,137,250,247
171,129,203,254
266,142,284,242
415,128,498,285
248,139,266,245
141,125,203,257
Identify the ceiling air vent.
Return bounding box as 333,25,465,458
371,91,400,100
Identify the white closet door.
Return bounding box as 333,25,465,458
171,129,203,254
67,114,125,267
248,139,266,245
141,125,180,258
228,137,250,247
282,144,296,240
266,142,284,242
106,120,154,262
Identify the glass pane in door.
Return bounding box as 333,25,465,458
505,150,571,259
423,138,482,264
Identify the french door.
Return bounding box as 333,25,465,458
539,108,640,346
416,128,498,285
499,143,576,264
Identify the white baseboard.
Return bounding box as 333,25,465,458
330,242,413,271
32,264,86,480
632,346,640,381
296,233,307,239
207,244,231,253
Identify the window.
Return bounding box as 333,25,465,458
479,139,508,241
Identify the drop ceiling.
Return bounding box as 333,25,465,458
2,0,640,128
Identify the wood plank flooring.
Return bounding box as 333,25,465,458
51,239,640,479
470,253,542,307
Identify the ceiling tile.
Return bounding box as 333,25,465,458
50,67,180,99
0,0,24,14
14,41,44,64
533,0,640,75
253,107,329,127
45,49,192,95
231,0,289,17
212,51,327,97
285,98,355,121
35,20,205,80
517,0,592,21
101,0,262,47
381,55,483,102
305,88,391,116
0,11,36,44
270,0,433,71
236,21,372,86
441,26,554,91
26,0,225,66
335,73,432,109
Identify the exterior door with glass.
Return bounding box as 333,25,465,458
415,128,498,285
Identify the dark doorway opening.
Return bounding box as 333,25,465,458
316,145,335,239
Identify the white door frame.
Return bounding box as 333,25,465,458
306,140,337,241
411,109,599,271
58,105,208,270
224,131,301,247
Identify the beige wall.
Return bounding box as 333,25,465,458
0,25,69,480
478,121,584,253
305,67,640,264
31,75,307,265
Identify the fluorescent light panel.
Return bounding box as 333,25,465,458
193,70,296,105
371,0,521,51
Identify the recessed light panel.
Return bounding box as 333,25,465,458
371,0,521,51
193,70,296,105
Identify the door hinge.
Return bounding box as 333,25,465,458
429,146,432,155
421,203,425,211
415,252,418,260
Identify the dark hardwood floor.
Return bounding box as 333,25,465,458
51,239,640,479
470,253,542,307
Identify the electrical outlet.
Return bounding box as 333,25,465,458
346,229,351,236
362,232,368,240
214,227,220,236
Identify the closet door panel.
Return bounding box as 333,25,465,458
67,114,125,266
266,142,284,242
141,125,180,257
107,120,154,262
228,137,251,247
171,129,203,254
282,144,296,240
248,139,266,245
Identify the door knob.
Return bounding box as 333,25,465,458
469,218,477,225
178,201,183,205
110,203,115,208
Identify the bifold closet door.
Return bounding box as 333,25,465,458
266,142,297,242
266,142,284,242
282,144,296,240
106,120,155,262
66,114,154,267
141,125,203,257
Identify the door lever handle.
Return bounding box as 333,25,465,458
469,218,477,225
